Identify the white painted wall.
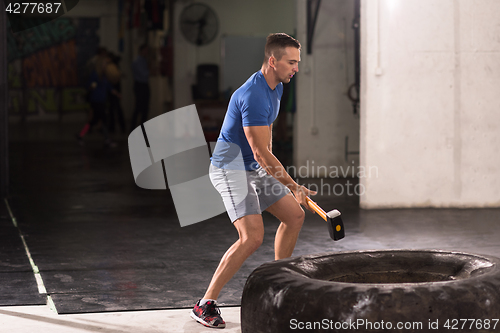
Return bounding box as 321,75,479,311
295,0,360,177
360,0,500,208
173,0,296,109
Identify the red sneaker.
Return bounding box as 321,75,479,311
190,299,226,328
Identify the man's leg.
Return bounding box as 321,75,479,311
203,214,264,300
265,193,305,260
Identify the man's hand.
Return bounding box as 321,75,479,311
292,185,317,213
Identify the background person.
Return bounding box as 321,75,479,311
76,55,119,147
130,44,151,132
106,52,126,134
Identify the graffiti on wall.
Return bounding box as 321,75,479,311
7,17,100,117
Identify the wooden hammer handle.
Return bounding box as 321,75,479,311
306,197,328,222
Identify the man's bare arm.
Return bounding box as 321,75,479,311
244,125,316,211
268,124,272,152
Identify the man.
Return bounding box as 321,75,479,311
191,33,316,329
130,44,151,132
76,54,119,148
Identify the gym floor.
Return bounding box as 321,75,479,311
2,121,500,332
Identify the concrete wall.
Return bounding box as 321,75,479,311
360,0,500,208
173,0,296,109
295,0,360,177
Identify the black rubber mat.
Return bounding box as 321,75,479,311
8,139,357,314
0,200,46,306
8,130,500,314
7,141,256,313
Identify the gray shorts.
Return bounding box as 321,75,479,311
209,164,291,223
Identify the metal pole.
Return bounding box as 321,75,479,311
307,0,322,55
353,0,361,98
0,2,9,197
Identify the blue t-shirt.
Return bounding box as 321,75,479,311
211,71,283,170
88,71,112,104
132,55,149,83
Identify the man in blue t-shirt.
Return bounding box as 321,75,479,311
191,33,317,329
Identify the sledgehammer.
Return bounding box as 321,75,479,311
306,197,345,241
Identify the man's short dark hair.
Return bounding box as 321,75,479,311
264,33,301,63
139,44,148,53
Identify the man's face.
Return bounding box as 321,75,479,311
272,46,300,84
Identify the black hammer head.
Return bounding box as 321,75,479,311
326,210,345,241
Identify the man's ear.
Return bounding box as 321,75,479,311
269,55,276,69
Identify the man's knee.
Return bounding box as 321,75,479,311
287,207,305,229
296,207,305,225
241,233,264,252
